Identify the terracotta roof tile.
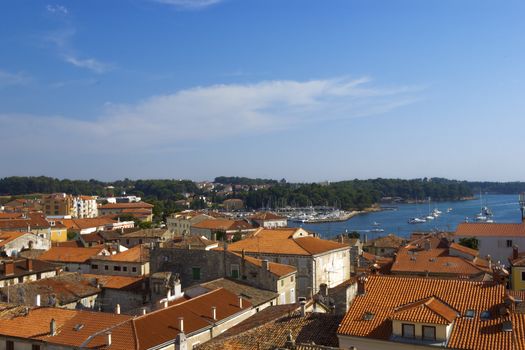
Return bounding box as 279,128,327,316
236,253,297,277
38,246,106,263
92,245,149,263
228,228,347,256
455,222,525,237
249,212,286,221
337,275,517,350
391,296,459,324
82,274,146,291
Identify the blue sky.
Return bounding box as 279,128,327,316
1,0,525,182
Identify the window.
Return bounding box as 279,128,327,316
114,266,121,271
104,265,109,270
507,240,513,248
32,344,41,350
91,264,98,270
522,271,525,281
192,267,201,280
402,323,415,338
132,267,137,272
465,309,476,318
123,266,128,272
291,275,294,282
230,264,239,279
480,310,491,320
422,326,436,340
6,340,14,350
281,279,284,287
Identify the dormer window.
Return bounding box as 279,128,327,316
362,312,374,321
480,310,491,320
464,309,475,318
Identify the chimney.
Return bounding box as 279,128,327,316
300,300,306,317
175,332,187,350
424,239,431,251
163,300,169,309
284,330,296,349
262,260,270,271
141,307,147,315
4,261,14,276
241,249,246,260
357,274,368,295
26,259,33,271
106,332,112,346
178,317,184,332
238,296,243,309
211,306,217,320
35,294,41,307
513,245,519,260
339,235,344,244
50,318,57,336
488,255,492,270
115,304,121,314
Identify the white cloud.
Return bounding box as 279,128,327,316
64,56,112,74
46,4,68,15
0,70,31,87
154,0,222,9
0,77,419,155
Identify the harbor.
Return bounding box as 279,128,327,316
288,194,522,239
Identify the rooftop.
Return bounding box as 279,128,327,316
196,308,343,350
228,228,348,256
337,275,519,349
38,246,107,263
364,234,406,249
0,272,101,306
192,218,254,231
91,245,149,263
249,211,286,221
0,258,57,279
99,202,154,209
185,278,278,307
120,228,169,239
82,273,146,291
455,222,525,237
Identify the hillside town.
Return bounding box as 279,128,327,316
0,187,522,350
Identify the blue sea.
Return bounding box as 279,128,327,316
289,194,522,240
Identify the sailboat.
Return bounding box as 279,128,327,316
474,191,494,222
408,197,427,224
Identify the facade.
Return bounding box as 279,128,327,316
454,221,525,265
337,275,523,350
89,245,150,276
223,198,244,211
363,233,406,257
42,193,75,216
166,211,214,236
0,231,51,257
151,246,297,304
72,196,99,218
120,228,173,248
0,258,59,288
509,246,525,291
58,217,134,236
227,228,351,297
249,212,288,229
190,218,256,240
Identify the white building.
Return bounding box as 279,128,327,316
454,221,525,265
73,196,98,218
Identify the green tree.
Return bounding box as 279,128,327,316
458,237,479,250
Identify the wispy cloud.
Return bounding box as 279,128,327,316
63,56,112,74
46,4,68,15
0,77,419,156
154,0,223,10
44,9,113,74
0,70,32,87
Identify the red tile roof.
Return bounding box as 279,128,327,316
337,275,517,349
82,274,146,290
233,253,296,277
249,212,286,221
92,245,149,263
391,296,459,324
455,222,525,237
38,246,107,263
99,202,153,209
228,228,348,256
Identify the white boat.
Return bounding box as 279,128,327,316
426,215,435,220
446,208,453,213
371,228,384,233
408,217,426,224
372,221,381,226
